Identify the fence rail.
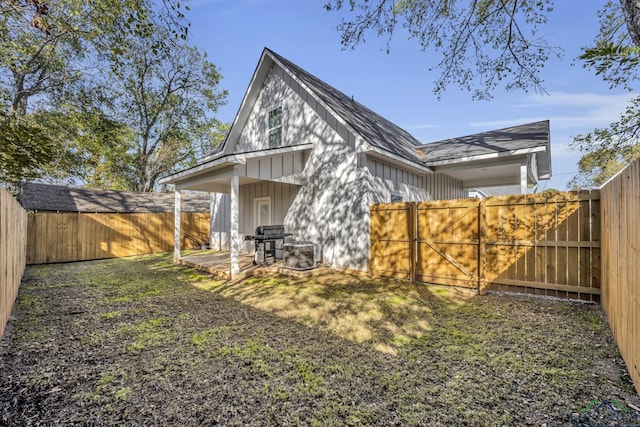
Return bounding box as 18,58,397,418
601,160,640,395
1,188,27,338
371,190,601,301
27,212,210,264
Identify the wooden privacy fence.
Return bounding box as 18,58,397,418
27,212,210,264
371,190,601,301
1,188,27,338
601,160,640,395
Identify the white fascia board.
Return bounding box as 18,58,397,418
424,146,547,167
239,143,313,160
360,147,433,175
160,160,242,185
220,53,274,158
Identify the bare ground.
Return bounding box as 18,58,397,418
1,253,638,426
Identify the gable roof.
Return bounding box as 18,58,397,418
203,48,425,167
19,183,211,213
267,49,425,165
418,120,551,178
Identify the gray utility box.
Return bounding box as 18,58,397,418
282,242,317,270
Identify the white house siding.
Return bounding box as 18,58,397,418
425,173,466,200
209,182,300,252
233,65,332,154
364,156,429,202
235,151,307,181
212,62,465,271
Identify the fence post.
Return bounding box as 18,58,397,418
478,199,487,295
410,202,417,284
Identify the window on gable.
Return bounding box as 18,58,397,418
268,107,282,148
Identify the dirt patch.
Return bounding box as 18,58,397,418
1,254,638,426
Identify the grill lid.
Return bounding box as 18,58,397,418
255,224,285,236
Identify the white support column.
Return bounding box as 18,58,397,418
174,190,181,260
520,162,528,194
209,193,215,250
230,175,240,277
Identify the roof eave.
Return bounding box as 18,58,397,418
423,146,547,167
160,143,314,186
361,147,434,175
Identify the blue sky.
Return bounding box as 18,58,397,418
185,0,635,191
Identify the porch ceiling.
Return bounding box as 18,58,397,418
178,176,267,193
433,156,527,189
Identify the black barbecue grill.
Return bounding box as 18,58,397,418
244,225,291,266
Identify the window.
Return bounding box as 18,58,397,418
391,194,403,203
254,197,272,228
268,107,282,148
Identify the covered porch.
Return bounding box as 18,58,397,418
161,144,312,278
417,120,552,194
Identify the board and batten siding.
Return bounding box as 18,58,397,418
235,151,307,182
366,156,466,202
209,181,300,252
210,57,465,271
366,157,425,190
235,63,357,156
426,173,466,200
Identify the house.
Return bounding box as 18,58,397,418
160,48,551,275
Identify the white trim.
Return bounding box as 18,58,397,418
160,143,313,185
254,197,272,229
423,146,547,167
520,163,528,194
267,106,283,148
230,175,240,277
360,149,433,175
174,191,181,260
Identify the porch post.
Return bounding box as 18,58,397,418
520,162,528,194
230,175,240,277
209,193,215,249
174,190,181,260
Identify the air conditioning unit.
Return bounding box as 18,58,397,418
282,241,319,270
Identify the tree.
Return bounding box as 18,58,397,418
324,0,560,99
0,0,190,117
33,109,137,190
0,0,228,191
568,143,640,189
570,1,640,187
97,27,227,192
0,112,57,191
325,1,640,188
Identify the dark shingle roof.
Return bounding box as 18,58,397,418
19,183,211,213
418,121,550,164
267,49,424,165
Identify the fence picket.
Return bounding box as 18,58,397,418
1,188,27,338
26,212,210,264
370,191,601,299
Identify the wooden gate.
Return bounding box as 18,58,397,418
370,203,415,280
416,200,479,288
369,191,601,301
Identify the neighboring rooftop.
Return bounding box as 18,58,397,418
19,183,211,213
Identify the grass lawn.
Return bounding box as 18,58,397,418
1,253,638,426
